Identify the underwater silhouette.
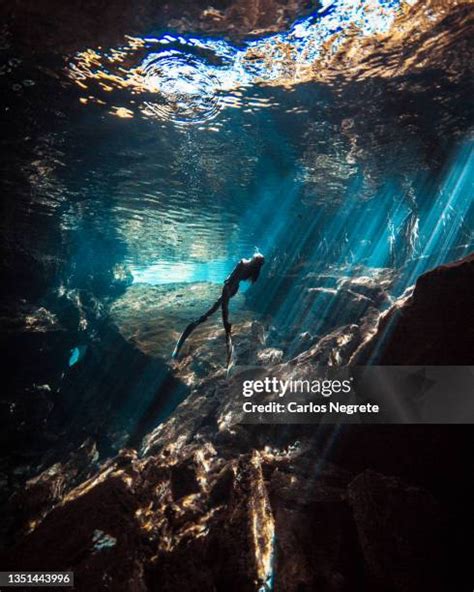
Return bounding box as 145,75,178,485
172,253,265,370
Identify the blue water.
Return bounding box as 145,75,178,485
1,0,472,492
131,259,235,285
9,0,472,341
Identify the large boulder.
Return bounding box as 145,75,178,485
352,253,474,364
5,426,465,592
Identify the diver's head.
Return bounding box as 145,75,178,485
249,252,265,283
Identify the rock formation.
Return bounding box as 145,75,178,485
352,253,474,364
3,255,473,591
0,0,472,587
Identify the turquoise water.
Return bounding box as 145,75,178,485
3,0,473,329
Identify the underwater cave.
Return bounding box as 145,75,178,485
0,0,473,590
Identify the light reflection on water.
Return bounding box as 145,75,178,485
131,259,235,285
68,0,418,126
3,0,471,316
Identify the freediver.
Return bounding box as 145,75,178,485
172,252,265,370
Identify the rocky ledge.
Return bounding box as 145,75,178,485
3,431,460,592
2,254,474,590
352,253,474,364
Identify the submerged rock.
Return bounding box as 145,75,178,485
111,283,250,358
4,439,99,544
3,429,457,592
248,265,395,359
3,257,473,590
352,253,474,364
110,282,275,384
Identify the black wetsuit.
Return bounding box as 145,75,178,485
172,255,264,367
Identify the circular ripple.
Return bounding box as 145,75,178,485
141,52,222,126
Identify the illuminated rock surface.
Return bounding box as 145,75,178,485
3,255,474,591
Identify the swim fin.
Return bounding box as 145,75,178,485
225,332,235,377
172,320,199,359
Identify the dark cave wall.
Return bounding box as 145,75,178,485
352,253,474,365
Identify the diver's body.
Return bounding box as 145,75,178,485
172,253,265,368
